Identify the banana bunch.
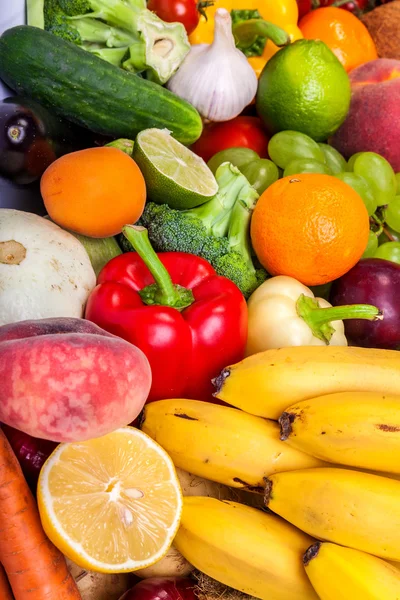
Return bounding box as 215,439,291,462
141,345,400,600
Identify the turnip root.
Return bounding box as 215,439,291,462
67,558,133,600
135,469,235,579
0,318,152,442
0,209,96,326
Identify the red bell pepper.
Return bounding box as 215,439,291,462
85,226,248,402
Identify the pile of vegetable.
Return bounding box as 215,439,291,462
1,0,400,598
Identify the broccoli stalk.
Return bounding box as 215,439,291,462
27,0,45,28
123,163,268,298
52,0,190,83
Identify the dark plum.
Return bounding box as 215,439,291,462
330,258,400,349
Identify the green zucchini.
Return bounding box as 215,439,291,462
0,26,203,145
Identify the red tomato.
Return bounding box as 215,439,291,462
147,0,200,35
297,0,312,19
191,117,270,164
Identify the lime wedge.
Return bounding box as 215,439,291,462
133,128,218,209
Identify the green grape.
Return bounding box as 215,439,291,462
347,152,364,172
268,131,325,169
384,195,400,233
352,152,397,207
395,173,400,194
318,144,347,175
283,159,332,177
362,231,379,258
335,172,377,216
207,147,260,174
240,159,279,195
374,241,400,265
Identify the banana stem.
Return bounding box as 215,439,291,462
303,543,322,567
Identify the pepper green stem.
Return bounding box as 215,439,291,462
232,19,290,49
296,294,383,344
122,225,194,309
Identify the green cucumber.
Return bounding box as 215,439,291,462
0,26,202,146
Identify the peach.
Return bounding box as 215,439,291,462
331,58,400,172
0,318,152,442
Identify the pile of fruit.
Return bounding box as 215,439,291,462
1,0,400,599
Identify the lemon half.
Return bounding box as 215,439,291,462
37,427,183,573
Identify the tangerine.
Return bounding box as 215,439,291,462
299,7,378,73
250,173,370,286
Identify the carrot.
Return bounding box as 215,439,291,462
0,430,82,600
0,562,14,599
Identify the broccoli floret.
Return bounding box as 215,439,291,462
213,172,268,298
121,163,268,298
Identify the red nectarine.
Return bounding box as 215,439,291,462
331,58,400,172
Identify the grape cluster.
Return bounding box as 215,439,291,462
207,132,400,265
267,131,400,265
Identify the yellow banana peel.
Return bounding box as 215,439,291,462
213,346,400,420
174,496,318,600
279,391,400,474
304,542,400,600
140,399,325,490
265,467,400,562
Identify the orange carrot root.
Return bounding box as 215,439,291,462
0,430,82,600
0,562,14,599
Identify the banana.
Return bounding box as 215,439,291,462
279,391,400,474
140,399,325,490
265,467,400,561
174,496,318,600
213,346,400,419
303,542,400,600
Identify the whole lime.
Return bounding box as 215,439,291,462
256,39,351,142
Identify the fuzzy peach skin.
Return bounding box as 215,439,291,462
331,58,400,172
0,319,152,442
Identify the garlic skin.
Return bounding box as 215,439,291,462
167,8,258,122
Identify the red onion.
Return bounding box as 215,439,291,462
118,578,196,600
1,424,58,489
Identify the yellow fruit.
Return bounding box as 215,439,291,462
141,399,325,490
174,496,318,600
304,542,400,600
37,427,182,573
265,468,400,561
280,391,400,474
213,345,400,420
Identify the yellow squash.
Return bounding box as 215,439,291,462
140,399,325,490
213,345,400,420
265,467,400,562
280,391,400,474
174,497,319,600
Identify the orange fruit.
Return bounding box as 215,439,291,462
299,7,378,73
250,174,370,286
41,146,146,238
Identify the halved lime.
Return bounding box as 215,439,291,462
133,128,218,209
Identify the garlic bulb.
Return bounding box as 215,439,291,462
167,8,258,122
